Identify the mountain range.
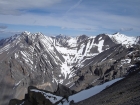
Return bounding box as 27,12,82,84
0,32,140,105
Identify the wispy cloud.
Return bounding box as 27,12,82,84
66,0,83,13
0,0,62,15
120,28,133,32
0,0,140,36
0,10,139,32
0,25,7,29
0,30,21,38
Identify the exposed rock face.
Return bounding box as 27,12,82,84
51,34,71,47
54,83,76,97
0,32,139,105
0,32,64,105
94,34,116,48
135,36,140,44
77,35,89,43
70,45,140,91
9,86,54,105
9,67,140,105
9,85,75,105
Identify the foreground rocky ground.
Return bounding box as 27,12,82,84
9,84,76,105
71,67,140,105
9,67,140,105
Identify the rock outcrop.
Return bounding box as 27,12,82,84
9,84,76,105
71,67,140,105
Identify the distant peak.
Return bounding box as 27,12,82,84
57,34,67,37
113,32,120,35
77,34,89,43
22,31,31,35
36,32,43,35
78,34,88,37
21,31,45,37
56,34,70,39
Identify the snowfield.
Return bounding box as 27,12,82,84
57,78,123,105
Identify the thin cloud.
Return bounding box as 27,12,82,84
120,28,133,32
0,0,62,15
0,30,4,33
0,13,97,31
66,0,83,13
0,0,140,36
0,25,7,29
0,30,21,35
0,10,139,32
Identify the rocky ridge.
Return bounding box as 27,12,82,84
71,67,140,105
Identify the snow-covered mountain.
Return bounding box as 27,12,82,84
108,32,136,47
0,31,140,105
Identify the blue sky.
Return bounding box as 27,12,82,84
0,0,140,38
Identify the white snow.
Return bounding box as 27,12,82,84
99,37,102,40
61,63,71,79
97,40,104,53
15,81,21,86
0,44,11,54
101,53,113,62
91,77,100,84
69,83,75,88
121,59,131,64
20,51,27,58
67,37,77,47
13,79,24,89
58,78,123,105
31,89,63,103
84,41,91,56
23,31,31,35
108,33,136,47
78,44,85,55
14,53,18,59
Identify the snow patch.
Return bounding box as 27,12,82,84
108,33,135,47
61,63,71,79
97,40,104,53
99,37,102,40
58,78,123,105
31,89,63,103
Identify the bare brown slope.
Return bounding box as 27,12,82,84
71,68,140,105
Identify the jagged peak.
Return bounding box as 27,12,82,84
113,32,120,35
76,34,89,43
22,31,31,35
77,34,89,38
21,31,46,37
55,34,71,39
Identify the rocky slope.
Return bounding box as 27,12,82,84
9,67,140,105
9,84,76,105
70,44,140,91
0,32,139,105
71,67,140,105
